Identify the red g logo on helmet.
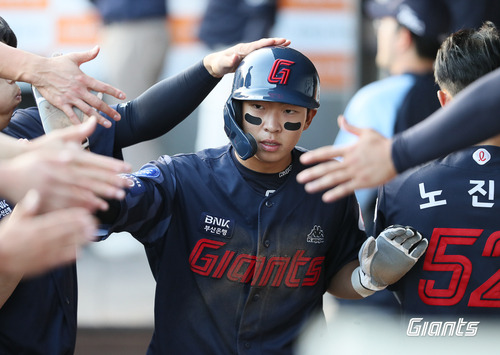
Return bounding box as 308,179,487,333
268,59,295,84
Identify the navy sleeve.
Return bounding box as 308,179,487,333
113,60,221,148
102,157,176,246
392,66,500,173
4,107,44,139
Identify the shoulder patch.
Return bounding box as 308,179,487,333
133,164,161,178
120,173,146,196
472,148,491,166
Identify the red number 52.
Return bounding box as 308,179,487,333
418,228,500,307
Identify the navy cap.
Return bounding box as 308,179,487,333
365,0,450,40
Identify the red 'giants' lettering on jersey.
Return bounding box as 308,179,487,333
268,59,294,85
189,238,325,287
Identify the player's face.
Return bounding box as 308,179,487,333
0,78,21,129
238,100,315,173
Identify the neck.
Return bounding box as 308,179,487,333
478,136,500,147
390,54,434,75
234,150,293,174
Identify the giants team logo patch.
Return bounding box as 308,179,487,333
268,59,294,84
199,212,234,239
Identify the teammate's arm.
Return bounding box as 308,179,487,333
328,260,362,299
114,38,291,147
0,190,97,305
0,42,125,127
0,118,131,212
0,133,26,160
328,225,427,298
297,115,395,203
392,65,500,172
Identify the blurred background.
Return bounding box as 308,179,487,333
1,0,377,353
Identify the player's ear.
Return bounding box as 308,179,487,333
437,89,452,107
303,109,317,131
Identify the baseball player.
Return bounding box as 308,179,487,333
332,0,449,307
0,16,288,354
375,22,500,320
97,46,427,354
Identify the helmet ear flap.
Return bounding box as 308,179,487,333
223,99,257,160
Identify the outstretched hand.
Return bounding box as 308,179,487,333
0,190,96,277
297,115,397,202
34,45,126,128
4,117,131,212
203,37,291,78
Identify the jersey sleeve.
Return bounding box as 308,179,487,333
101,156,177,246
4,107,44,139
113,60,221,148
392,66,500,173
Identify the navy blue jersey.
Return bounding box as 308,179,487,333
90,0,167,24
199,0,277,48
103,145,366,354
393,72,441,134
375,145,500,320
0,60,219,354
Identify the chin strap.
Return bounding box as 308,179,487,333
223,99,257,160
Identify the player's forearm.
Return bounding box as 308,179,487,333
392,66,500,173
114,60,220,147
0,134,29,160
327,260,363,299
0,161,25,203
0,42,46,84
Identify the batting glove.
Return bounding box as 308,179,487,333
351,225,428,297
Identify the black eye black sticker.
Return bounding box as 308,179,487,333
284,122,302,131
244,113,262,125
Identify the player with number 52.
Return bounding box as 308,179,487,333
374,22,500,321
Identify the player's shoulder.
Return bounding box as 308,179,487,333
352,74,416,100
164,145,232,169
11,106,41,124
4,107,43,139
345,74,416,119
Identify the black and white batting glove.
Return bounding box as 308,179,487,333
351,225,428,297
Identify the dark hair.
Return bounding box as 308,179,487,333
434,21,500,96
410,32,443,60
0,16,17,48
396,23,444,60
